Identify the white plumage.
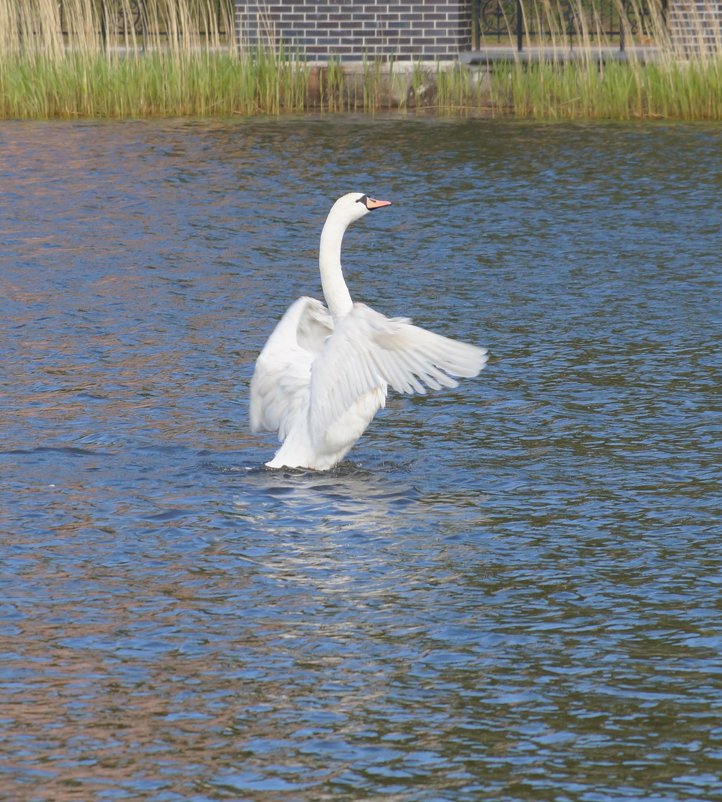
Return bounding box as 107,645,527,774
250,192,488,470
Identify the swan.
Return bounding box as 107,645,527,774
250,192,488,470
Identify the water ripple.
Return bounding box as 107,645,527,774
0,118,720,801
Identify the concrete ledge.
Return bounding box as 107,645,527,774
461,46,666,64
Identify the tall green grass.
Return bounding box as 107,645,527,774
0,0,312,117
486,55,722,119
0,0,720,119
0,49,312,117
473,0,722,119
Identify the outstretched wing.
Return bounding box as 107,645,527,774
250,296,334,441
309,302,488,443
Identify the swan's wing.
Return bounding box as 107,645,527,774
250,296,333,440
309,302,488,442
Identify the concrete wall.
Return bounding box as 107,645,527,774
234,1,472,61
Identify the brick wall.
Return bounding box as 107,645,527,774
234,1,472,61
668,1,722,54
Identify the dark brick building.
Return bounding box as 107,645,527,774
234,0,473,61
668,1,722,53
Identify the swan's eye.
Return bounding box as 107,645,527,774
356,195,368,206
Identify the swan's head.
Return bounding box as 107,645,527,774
331,192,392,225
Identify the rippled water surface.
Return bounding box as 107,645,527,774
1,117,721,801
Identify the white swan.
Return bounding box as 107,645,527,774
250,192,488,470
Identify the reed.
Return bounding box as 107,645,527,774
0,0,315,117
475,0,722,119
494,56,722,119
0,0,720,119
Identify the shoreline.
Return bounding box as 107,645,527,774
1,48,720,121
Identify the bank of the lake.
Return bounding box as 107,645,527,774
2,0,721,120
1,49,722,120
3,0,722,120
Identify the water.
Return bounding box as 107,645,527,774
1,117,720,801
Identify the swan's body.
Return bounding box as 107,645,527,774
250,192,488,470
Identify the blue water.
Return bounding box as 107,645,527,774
1,117,721,801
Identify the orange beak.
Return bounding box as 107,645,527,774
366,197,392,209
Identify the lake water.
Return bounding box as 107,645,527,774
1,117,720,801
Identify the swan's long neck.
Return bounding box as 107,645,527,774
319,212,354,319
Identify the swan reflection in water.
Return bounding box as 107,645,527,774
226,457,490,602
235,461,419,535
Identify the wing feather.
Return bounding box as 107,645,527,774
309,303,488,443
250,297,333,440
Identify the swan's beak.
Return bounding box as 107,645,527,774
366,197,392,210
